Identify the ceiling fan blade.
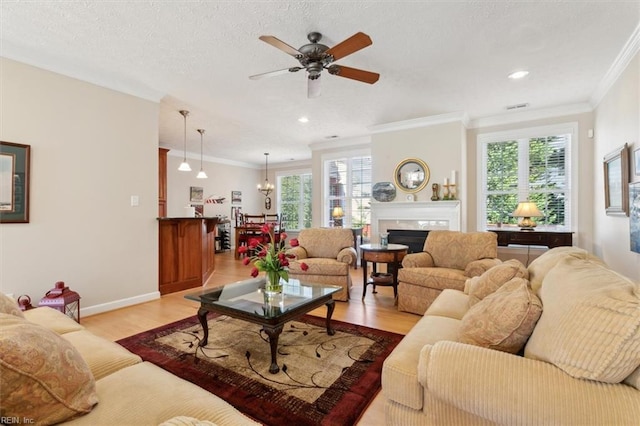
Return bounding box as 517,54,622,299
329,65,380,84
325,32,373,61
308,77,321,98
249,67,302,80
258,35,301,57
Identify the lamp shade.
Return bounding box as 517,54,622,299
332,206,344,218
512,202,543,218
512,201,543,230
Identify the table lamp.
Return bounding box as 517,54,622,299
332,206,344,228
512,201,543,231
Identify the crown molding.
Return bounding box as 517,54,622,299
308,135,371,151
590,22,640,108
368,112,469,134
164,147,257,168
467,103,593,129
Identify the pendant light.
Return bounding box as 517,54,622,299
177,110,191,172
196,129,208,179
257,153,274,196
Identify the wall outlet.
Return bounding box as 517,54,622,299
130,195,139,207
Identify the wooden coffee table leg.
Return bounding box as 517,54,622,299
197,306,209,347
325,299,336,336
262,325,284,374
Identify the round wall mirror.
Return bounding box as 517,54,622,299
394,158,430,193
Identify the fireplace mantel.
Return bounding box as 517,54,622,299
371,201,461,242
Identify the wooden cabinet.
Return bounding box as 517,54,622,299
159,218,218,295
158,148,169,217
489,229,573,248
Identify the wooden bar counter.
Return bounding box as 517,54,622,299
158,217,218,295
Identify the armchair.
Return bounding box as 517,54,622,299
286,228,357,301
397,230,500,314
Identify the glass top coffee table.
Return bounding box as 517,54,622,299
185,278,341,374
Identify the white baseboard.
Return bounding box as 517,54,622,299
81,291,161,317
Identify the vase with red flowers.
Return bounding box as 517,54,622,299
238,223,308,295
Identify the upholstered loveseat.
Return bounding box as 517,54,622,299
0,296,259,425
286,228,357,301
397,230,501,315
382,246,640,425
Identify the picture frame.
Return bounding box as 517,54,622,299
0,141,31,223
629,181,640,254
231,190,242,204
190,186,204,204
634,147,640,177
603,143,629,216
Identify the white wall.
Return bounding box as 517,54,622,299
0,58,159,313
593,52,640,281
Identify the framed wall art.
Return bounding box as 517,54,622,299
0,141,31,223
629,181,640,254
603,143,629,216
231,190,242,204
190,186,204,204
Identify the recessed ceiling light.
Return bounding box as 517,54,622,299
508,70,529,80
298,116,309,123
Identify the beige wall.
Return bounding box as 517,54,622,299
0,58,159,314
593,52,640,281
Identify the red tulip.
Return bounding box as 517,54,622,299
286,254,296,259
250,267,259,277
242,257,251,265
258,248,267,258
248,238,260,248
238,246,248,254
290,238,299,247
280,232,288,242
300,262,309,271
261,223,271,234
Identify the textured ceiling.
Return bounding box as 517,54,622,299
1,1,639,166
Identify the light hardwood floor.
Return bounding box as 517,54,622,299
82,251,420,425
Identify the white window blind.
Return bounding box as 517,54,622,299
277,171,312,231
325,155,372,229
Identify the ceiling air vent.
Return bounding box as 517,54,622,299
506,103,530,111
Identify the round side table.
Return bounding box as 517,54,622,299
360,243,409,301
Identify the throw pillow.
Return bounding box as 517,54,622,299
525,256,640,383
0,313,98,424
466,259,529,307
0,292,25,318
459,277,542,354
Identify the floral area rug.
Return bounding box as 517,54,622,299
117,313,402,426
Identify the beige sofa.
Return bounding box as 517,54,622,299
286,228,357,301
382,246,640,425
0,297,259,426
398,230,501,315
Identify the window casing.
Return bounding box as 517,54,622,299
323,153,372,233
276,170,312,231
477,123,576,231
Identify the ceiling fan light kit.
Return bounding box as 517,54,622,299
250,31,379,98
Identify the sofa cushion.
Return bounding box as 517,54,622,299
465,259,529,306
62,330,142,380
382,314,461,410
64,362,259,425
23,306,85,334
525,256,640,383
527,246,605,295
0,292,24,318
459,278,542,354
398,267,468,291
0,313,98,424
424,231,498,270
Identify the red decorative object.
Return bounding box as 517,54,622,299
17,294,34,311
38,281,81,323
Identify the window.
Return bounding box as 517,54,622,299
276,170,312,231
324,154,372,234
478,124,575,231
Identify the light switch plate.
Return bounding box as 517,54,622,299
130,195,139,206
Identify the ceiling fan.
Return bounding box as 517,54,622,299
249,31,379,98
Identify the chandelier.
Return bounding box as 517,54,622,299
257,152,274,196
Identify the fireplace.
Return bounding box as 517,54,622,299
371,201,461,244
